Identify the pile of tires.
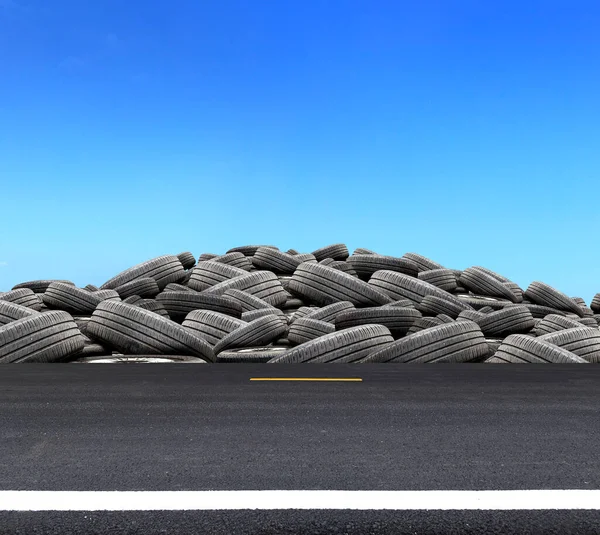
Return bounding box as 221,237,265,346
2,246,599,364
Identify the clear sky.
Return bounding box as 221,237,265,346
1,1,599,301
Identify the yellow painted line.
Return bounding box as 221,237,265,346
249,378,362,382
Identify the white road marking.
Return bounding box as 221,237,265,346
1,490,599,511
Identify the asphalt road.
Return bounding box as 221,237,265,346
1,365,600,534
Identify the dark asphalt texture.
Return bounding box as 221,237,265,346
1,364,600,534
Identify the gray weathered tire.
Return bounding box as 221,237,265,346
591,294,600,313
268,324,393,363
177,251,196,270
494,334,588,363
11,280,75,293
288,318,335,345
43,282,109,314
0,311,85,363
320,259,358,278
0,289,43,311
406,316,445,335
226,245,278,256
311,243,349,261
182,310,247,346
114,278,160,299
242,307,288,327
188,261,247,292
457,309,486,322
252,247,315,274
213,315,287,355
418,269,457,292
335,307,421,338
198,253,218,262
100,255,186,290
164,283,194,293
401,253,444,272
217,347,287,363
460,268,521,303
359,321,488,363
475,306,536,337
156,291,242,321
0,300,40,326
368,271,461,306
288,263,392,307
346,254,418,280
135,299,171,318
222,289,279,312
202,271,287,307
534,314,586,336
87,300,215,362
524,282,584,317
417,295,473,318
213,252,253,271
538,327,600,363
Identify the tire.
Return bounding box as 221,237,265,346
311,243,349,261
304,301,356,323
217,347,287,363
381,298,416,309
335,307,421,338
93,290,121,301
123,295,144,305
268,325,393,363
353,248,377,255
401,253,444,272
156,291,242,321
286,249,300,255
289,306,319,323
346,254,418,280
0,289,43,311
368,271,461,306
571,297,594,317
202,271,287,307
417,295,473,318
320,259,358,278
242,307,288,326
538,327,600,362
164,283,194,293
43,282,108,314
460,268,521,303
455,296,512,310
182,310,247,345
592,293,600,313
114,278,160,299
11,280,75,293
0,300,39,326
0,311,85,363
406,316,445,335
485,355,511,363
519,303,567,319
198,253,218,262
359,321,488,363
223,288,281,312
457,309,486,322
213,315,287,355
252,247,313,274
471,267,524,301
177,251,196,270
578,317,598,328
188,261,247,292
494,334,588,363
534,314,586,336
100,255,186,290
288,318,335,345
474,306,535,337
213,252,253,271
226,245,278,256
418,269,458,292
83,284,99,292
289,262,392,307
524,282,584,317
87,300,215,362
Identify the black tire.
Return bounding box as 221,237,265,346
252,247,310,274
242,307,288,326
353,248,377,255
538,327,600,363
83,284,99,292
217,347,287,363
406,316,445,335
311,243,349,261
198,253,218,262
455,296,512,310
578,317,598,328
288,318,335,345
1,289,43,311
87,300,215,361
43,282,108,314
417,295,473,318
156,291,242,321
346,254,418,280
417,269,457,292
182,310,247,345
524,281,584,317
202,271,287,307
494,334,588,363
485,355,511,364
188,261,247,292
460,268,522,303
286,249,300,255
401,252,444,272
303,301,356,323
534,314,586,336
114,278,160,299
474,306,535,337
571,297,594,317
136,299,171,318
360,321,488,363
0,300,39,326
100,255,186,290
213,315,287,355
122,295,144,305
478,306,495,314
213,252,253,271
289,262,392,307
93,289,121,301
177,251,196,270
268,325,393,363
289,306,319,323
381,298,415,309
591,294,600,313
368,271,461,306
320,259,358,278
226,245,278,256
223,288,280,312
0,311,85,363
457,309,486,322
164,283,194,293
11,280,75,293
335,307,421,338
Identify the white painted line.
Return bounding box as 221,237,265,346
1,490,600,511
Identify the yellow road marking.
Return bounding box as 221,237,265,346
249,378,362,382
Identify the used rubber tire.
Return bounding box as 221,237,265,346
524,281,584,317
591,294,600,313
0,300,40,326
114,278,160,299
401,252,444,272
156,291,242,321
346,254,418,280
137,299,170,318
83,284,99,292
288,318,335,345
494,334,588,363
212,252,253,271
43,282,111,314
188,261,247,292
217,347,287,363
320,259,358,278
359,321,488,363
202,271,287,307
222,288,278,312
0,289,43,311
457,309,486,322
538,327,600,363
177,251,196,270
11,280,75,293
241,307,287,327
226,245,278,256
418,269,457,293
353,248,377,255
164,283,194,293
335,307,421,338
417,295,473,319
311,243,349,261
100,255,186,290
87,300,215,362
198,253,218,262
213,314,287,355
289,262,392,307
475,306,536,337
406,316,445,335
182,310,247,345
252,247,314,274
268,324,394,363
368,271,461,306
0,311,85,363
460,268,521,303
534,314,587,336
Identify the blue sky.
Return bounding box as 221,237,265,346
1,0,599,301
